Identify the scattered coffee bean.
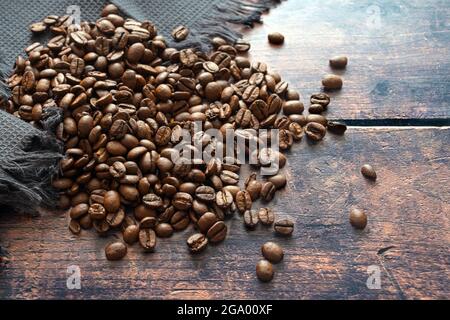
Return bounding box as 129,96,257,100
155,223,174,238
123,225,139,244
361,164,377,180
256,259,274,282
322,74,343,90
268,174,287,189
268,32,284,45
105,241,127,260
206,221,227,243
305,122,327,141
260,181,276,202
258,208,275,226
261,242,284,263
349,208,367,230
327,121,347,135
329,56,348,69
236,190,252,213
139,228,157,252
171,25,189,42
187,233,208,253
244,210,259,229
274,218,294,236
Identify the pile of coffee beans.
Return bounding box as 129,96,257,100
2,4,350,280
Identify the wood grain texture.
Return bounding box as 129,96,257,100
1,127,449,299
243,0,450,121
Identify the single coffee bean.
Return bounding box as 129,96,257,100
123,225,139,244
305,122,326,141
104,190,121,212
195,186,216,203
268,174,287,189
268,32,284,45
258,208,275,226
327,121,347,135
172,192,193,211
310,93,330,107
245,179,262,200
30,22,47,33
256,259,274,282
261,241,284,263
283,100,304,115
220,170,239,185
274,218,294,236
105,241,127,260
243,210,259,229
140,216,158,229
260,181,276,202
69,219,81,235
106,208,126,227
361,164,377,180
155,223,174,238
206,221,227,243
349,208,367,229
171,25,189,42
236,190,252,213
197,211,219,233
215,190,233,209
329,56,348,69
142,193,163,209
139,228,157,252
234,39,251,52
89,203,106,220
187,233,208,253
70,203,89,219
322,74,343,90
309,104,325,114
170,210,190,231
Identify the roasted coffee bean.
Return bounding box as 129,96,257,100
140,216,157,229
243,210,259,229
283,100,304,115
105,241,127,260
187,233,208,253
171,25,189,42
170,210,190,230
110,161,127,178
142,193,163,209
309,104,325,114
258,208,275,226
349,208,367,229
329,56,348,69
106,208,125,227
206,221,227,243
172,192,193,210
268,174,287,189
89,203,106,220
195,186,216,202
261,242,284,263
104,190,121,212
327,121,347,135
288,122,303,141
268,32,284,45
220,170,239,185
215,190,233,209
322,74,343,90
139,228,156,252
69,219,81,235
361,164,377,180
30,22,47,33
197,212,219,234
234,39,251,52
256,260,274,282
306,114,328,126
70,203,89,219
310,93,330,107
245,179,262,201
274,218,294,236
305,122,326,141
155,223,174,238
236,190,252,213
260,181,276,202
123,225,139,244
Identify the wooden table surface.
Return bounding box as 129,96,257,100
0,0,449,299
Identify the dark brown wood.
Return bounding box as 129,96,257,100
1,127,449,299
243,0,450,121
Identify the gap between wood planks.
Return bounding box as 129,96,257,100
329,118,450,127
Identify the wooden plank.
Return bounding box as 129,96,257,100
243,0,450,121
1,127,449,299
